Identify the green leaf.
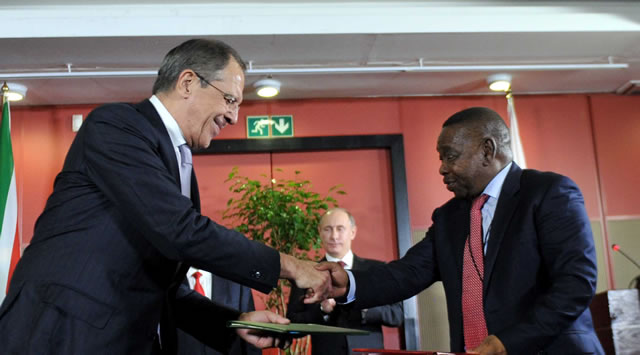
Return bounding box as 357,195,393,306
221,167,346,313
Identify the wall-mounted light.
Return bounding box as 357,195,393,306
254,78,281,98
487,73,512,92
1,82,28,101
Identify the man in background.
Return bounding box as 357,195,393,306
177,269,261,355
319,107,604,355
288,208,403,354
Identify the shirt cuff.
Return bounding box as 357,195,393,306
344,269,356,304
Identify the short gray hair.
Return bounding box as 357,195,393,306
152,38,246,94
321,207,356,228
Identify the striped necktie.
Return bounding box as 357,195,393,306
178,144,192,198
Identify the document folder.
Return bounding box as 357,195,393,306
353,349,468,355
227,320,370,336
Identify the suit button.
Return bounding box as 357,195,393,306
252,271,261,279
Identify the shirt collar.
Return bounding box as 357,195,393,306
149,95,186,148
187,267,200,278
482,161,512,199
325,249,354,269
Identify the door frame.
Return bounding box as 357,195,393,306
197,134,420,350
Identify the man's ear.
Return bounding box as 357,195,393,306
175,69,196,98
482,137,497,166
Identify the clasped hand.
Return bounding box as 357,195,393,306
303,261,349,304
280,255,348,304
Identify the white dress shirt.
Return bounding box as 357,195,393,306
149,95,187,167
326,250,354,270
187,267,212,299
479,162,512,255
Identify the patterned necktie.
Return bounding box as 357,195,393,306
462,193,490,350
192,271,206,296
178,144,192,198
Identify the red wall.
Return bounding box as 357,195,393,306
11,105,94,245
589,96,640,217
8,93,639,288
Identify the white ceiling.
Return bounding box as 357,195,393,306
2,1,640,106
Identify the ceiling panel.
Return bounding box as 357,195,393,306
2,1,640,106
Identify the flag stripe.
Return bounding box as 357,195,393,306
0,100,13,224
8,214,20,289
1,97,19,300
0,171,17,296
507,94,527,169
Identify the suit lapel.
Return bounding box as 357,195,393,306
483,163,522,290
452,199,472,277
134,99,191,286
191,168,201,211
352,254,363,271
134,99,181,189
211,274,235,307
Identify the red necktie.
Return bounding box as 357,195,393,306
192,271,206,296
462,194,490,350
337,260,347,269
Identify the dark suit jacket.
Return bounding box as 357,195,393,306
351,164,604,355
287,255,403,354
0,100,280,355
176,274,261,355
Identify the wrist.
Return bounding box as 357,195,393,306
279,253,296,280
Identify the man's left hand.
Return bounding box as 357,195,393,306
235,311,292,349
470,335,507,355
311,261,348,301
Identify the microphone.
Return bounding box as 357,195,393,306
612,244,640,290
612,244,640,270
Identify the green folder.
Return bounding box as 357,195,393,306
227,320,370,335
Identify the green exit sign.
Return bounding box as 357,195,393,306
246,115,294,139
246,116,271,138
271,115,293,137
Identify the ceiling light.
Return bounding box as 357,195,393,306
487,74,512,92
254,78,281,98
2,82,28,101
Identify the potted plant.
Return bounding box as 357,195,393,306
222,167,345,354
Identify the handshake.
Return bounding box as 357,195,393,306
280,254,349,304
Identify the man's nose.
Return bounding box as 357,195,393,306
439,162,448,175
225,109,238,125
